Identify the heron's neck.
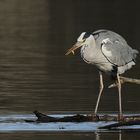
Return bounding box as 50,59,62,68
80,40,97,64
81,37,99,63
81,44,95,56
81,38,96,52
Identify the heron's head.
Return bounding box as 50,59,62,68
65,32,96,55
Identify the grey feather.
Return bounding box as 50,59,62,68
93,30,139,66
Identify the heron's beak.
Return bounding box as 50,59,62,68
65,42,83,55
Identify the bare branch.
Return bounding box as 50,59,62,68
108,76,140,88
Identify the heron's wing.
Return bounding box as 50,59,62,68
101,38,138,66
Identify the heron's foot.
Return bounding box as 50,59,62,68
88,113,100,121
117,114,124,122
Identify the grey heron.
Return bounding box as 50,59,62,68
65,29,139,120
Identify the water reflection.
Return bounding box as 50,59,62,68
95,132,100,140
0,131,140,140
95,132,140,140
119,133,122,140
95,131,140,140
95,132,121,140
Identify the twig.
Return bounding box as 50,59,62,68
108,76,140,88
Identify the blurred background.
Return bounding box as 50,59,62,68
0,0,139,114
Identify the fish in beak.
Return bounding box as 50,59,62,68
65,41,83,55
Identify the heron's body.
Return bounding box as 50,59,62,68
66,29,139,121
80,30,138,76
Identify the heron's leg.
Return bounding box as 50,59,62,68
94,71,104,116
117,73,123,121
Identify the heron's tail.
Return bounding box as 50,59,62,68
132,49,139,61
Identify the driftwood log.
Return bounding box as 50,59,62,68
25,111,140,125
24,111,140,129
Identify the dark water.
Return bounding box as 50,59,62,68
0,132,140,140
0,0,140,139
